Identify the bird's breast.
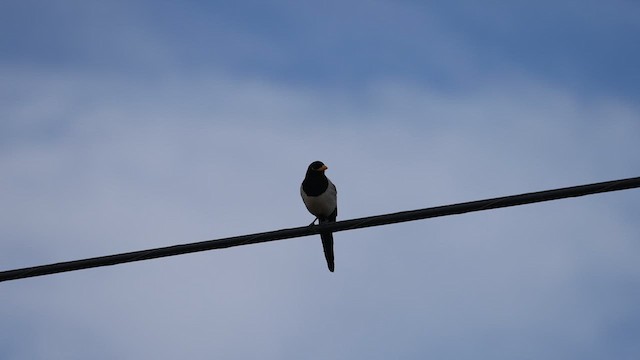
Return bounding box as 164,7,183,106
301,183,337,218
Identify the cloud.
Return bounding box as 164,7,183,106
1,1,639,358
1,64,639,359
5,1,639,96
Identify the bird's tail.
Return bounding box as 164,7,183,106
319,208,337,272
320,232,334,272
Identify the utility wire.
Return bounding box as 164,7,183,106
1,176,639,283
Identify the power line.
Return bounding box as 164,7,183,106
1,176,639,283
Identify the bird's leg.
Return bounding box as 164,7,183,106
308,217,318,226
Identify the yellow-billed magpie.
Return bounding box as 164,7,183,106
301,161,337,272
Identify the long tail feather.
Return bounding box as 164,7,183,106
319,208,337,272
321,232,334,272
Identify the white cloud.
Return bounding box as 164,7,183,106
1,67,639,359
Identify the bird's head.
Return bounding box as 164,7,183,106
308,161,328,172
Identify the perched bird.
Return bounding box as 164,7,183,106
301,161,337,272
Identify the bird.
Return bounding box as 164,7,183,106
301,160,337,272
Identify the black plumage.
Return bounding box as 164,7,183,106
301,161,337,272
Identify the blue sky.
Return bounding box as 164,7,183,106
1,1,639,359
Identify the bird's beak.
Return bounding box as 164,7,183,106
319,165,328,171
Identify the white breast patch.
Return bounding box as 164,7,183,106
301,180,337,218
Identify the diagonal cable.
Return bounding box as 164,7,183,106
1,176,639,283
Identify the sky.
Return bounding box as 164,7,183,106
1,1,639,359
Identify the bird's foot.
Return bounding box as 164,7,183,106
308,218,318,226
